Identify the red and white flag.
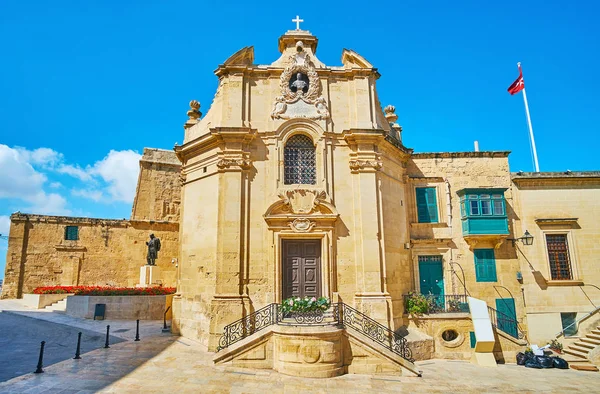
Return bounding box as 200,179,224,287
507,66,524,95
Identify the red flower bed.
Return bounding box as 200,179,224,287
33,286,176,296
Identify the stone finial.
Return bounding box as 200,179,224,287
384,105,398,124
384,105,403,142
184,100,202,130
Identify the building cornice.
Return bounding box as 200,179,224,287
9,213,178,228
412,151,510,159
511,171,600,186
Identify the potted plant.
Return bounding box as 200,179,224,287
548,339,563,354
405,291,432,315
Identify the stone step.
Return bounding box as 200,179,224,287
574,341,596,350
590,329,600,336
586,333,600,341
562,354,589,363
570,364,599,372
581,337,600,346
570,344,592,353
564,348,588,358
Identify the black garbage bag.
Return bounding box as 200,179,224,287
525,358,542,369
516,352,531,366
553,357,569,369
535,355,555,368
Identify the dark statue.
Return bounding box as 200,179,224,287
290,72,308,93
146,234,161,266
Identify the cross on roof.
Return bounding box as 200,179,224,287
292,15,304,30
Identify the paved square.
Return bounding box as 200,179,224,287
0,301,599,393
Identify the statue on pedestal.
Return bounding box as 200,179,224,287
146,234,161,266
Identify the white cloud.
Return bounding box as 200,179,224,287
0,145,70,215
72,189,103,202
0,144,141,217
0,215,10,236
57,163,93,181
90,150,141,203
15,147,63,167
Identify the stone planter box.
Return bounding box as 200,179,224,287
66,294,173,320
23,293,73,309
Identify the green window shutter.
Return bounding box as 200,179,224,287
416,187,438,223
474,249,497,282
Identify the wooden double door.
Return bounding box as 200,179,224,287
282,239,321,299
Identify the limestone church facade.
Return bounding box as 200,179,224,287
4,27,600,369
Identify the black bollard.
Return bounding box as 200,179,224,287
134,319,140,342
34,341,46,374
104,325,110,348
163,306,171,331
74,332,82,359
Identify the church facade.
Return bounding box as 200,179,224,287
3,27,600,369
171,28,526,354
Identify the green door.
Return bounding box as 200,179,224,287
419,256,444,309
495,298,518,338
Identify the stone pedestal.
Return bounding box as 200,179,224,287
272,324,344,378
137,265,161,288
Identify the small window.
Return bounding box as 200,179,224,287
469,200,479,215
474,249,497,282
64,226,79,241
284,134,316,185
469,331,477,348
480,199,492,215
493,200,504,215
561,312,578,336
416,187,439,223
546,234,573,280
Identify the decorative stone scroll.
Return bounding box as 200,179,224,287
271,41,330,120
288,218,316,233
278,189,327,214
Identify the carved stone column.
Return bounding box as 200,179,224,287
208,127,256,351
344,130,391,327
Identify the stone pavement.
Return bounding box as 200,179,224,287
0,300,599,393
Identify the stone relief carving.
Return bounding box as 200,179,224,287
288,218,316,233
216,158,252,170
349,159,383,171
271,41,330,121
278,189,327,214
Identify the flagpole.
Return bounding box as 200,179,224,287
518,62,540,172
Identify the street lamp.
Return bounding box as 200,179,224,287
509,230,534,246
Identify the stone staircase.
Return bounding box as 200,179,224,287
562,325,600,372
43,298,67,313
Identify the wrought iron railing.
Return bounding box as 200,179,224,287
216,303,281,351
333,303,413,362
216,302,414,363
403,294,470,314
487,306,526,340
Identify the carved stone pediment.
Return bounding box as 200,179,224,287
271,44,330,121
264,189,339,231
278,189,327,214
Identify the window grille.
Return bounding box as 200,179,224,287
284,134,316,185
546,234,572,280
64,226,79,241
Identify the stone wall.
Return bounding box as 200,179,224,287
512,172,600,344
131,148,181,222
406,153,526,329
1,213,179,299
66,294,173,320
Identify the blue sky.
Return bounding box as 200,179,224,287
1,0,599,279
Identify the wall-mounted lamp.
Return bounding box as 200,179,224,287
516,271,523,282
508,230,534,246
